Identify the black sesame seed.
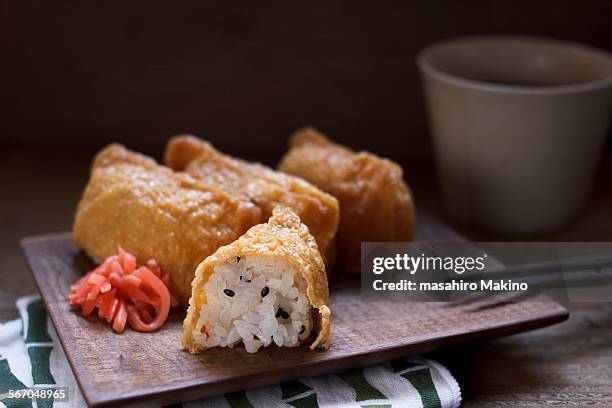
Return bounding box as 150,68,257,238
223,289,235,297
276,307,283,317
261,286,270,297
299,325,306,334
239,275,243,281
245,279,251,283
237,256,241,262
281,311,290,319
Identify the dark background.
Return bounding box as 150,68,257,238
2,0,612,255
2,3,612,406
2,0,612,164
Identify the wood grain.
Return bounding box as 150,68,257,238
3,150,612,406
20,218,568,408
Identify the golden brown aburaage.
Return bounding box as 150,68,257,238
279,127,416,272
73,144,262,308
183,207,331,353
165,135,339,265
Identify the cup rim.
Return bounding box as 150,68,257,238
417,35,612,94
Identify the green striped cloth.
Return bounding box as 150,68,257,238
0,296,461,408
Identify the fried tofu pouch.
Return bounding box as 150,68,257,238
164,135,339,264
73,144,262,308
279,127,416,272
183,207,331,353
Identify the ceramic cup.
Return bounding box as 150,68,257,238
418,36,612,234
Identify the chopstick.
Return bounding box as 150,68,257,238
444,254,612,304
461,254,612,283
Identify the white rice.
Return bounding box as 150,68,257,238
192,256,313,353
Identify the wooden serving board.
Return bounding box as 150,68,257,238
21,216,568,408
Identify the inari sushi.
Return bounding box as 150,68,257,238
183,207,331,353
73,144,262,308
279,127,416,273
164,135,339,264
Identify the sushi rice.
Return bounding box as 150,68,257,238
191,256,312,353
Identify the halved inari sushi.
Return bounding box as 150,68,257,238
183,206,331,353
279,127,416,273
164,135,339,265
73,144,262,309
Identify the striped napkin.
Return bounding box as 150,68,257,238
0,296,461,408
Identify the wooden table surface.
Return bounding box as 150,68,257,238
2,145,611,407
